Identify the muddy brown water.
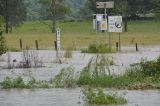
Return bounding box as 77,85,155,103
0,46,160,106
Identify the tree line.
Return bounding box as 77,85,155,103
0,0,159,33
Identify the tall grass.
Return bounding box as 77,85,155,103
78,55,160,89
53,66,77,88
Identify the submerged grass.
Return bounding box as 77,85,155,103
78,55,160,89
81,43,115,53
53,66,77,88
82,87,127,105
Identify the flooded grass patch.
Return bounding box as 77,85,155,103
53,66,77,88
81,44,115,53
82,87,127,105
78,55,160,89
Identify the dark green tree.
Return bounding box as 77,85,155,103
0,0,27,33
0,16,7,56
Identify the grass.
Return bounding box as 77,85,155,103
53,66,77,88
78,55,160,89
82,87,127,105
81,43,115,53
3,20,160,50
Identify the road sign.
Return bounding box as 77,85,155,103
108,16,123,32
96,1,114,9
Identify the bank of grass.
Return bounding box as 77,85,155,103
4,20,160,50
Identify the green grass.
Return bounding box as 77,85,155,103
82,87,127,105
3,20,160,50
78,55,160,89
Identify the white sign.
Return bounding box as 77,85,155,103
96,2,114,9
108,16,123,32
56,28,60,51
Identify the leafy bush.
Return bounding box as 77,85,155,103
0,16,7,56
81,44,114,53
82,87,127,105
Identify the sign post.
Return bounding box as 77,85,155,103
56,27,61,59
108,16,123,51
96,1,114,47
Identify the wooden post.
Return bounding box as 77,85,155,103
136,43,138,51
54,41,57,50
116,42,119,52
20,39,22,49
35,40,39,50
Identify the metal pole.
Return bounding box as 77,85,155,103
104,7,108,47
96,20,98,44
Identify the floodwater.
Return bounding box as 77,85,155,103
0,89,160,106
0,46,160,106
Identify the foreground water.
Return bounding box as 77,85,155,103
0,46,160,106
0,89,160,106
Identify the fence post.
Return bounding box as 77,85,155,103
35,40,39,50
20,39,22,49
116,42,119,52
136,43,138,51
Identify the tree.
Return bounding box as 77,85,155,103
152,0,160,20
0,0,27,33
0,16,7,56
39,0,70,32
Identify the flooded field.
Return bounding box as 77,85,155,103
0,89,160,106
0,46,160,106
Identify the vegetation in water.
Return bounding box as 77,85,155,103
81,44,115,53
78,55,160,89
53,66,77,88
82,87,127,105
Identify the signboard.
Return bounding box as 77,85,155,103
100,20,107,30
56,28,60,51
108,16,123,32
96,1,114,9
93,14,108,31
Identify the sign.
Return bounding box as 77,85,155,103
108,16,123,32
56,28,60,51
93,14,105,30
96,1,114,9
100,20,107,31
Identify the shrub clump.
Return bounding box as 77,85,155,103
82,87,127,105
81,44,114,53
53,66,77,88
